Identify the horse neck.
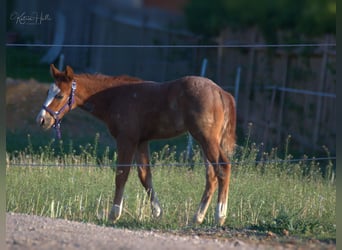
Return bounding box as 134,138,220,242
74,74,141,103
73,74,142,119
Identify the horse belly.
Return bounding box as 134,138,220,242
148,112,186,139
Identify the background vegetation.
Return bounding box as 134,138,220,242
185,0,336,41
6,0,336,157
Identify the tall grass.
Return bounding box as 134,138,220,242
6,135,335,241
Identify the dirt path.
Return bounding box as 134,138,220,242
6,213,335,250
5,213,256,250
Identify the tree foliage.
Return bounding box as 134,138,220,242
184,0,336,41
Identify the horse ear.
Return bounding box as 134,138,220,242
65,65,74,80
50,64,60,78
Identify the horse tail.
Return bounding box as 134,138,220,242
219,91,237,158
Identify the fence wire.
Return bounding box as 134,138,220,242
6,41,336,169
7,156,336,168
6,43,336,48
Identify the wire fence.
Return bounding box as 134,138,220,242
6,42,336,48
7,156,336,168
6,40,336,158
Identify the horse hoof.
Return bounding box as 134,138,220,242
108,204,122,222
152,208,162,219
215,216,226,226
192,214,205,225
152,210,162,218
151,200,162,218
215,203,227,226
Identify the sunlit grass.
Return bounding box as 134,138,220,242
6,135,335,241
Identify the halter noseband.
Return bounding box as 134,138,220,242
43,80,77,139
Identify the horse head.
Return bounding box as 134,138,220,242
36,64,77,136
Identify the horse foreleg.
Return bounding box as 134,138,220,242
136,142,162,218
109,140,136,222
109,166,130,222
193,160,218,224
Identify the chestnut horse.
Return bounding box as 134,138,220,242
36,64,236,226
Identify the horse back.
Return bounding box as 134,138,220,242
104,76,236,145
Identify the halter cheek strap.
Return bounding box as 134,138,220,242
43,80,77,139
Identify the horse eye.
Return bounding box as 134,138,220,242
55,94,64,99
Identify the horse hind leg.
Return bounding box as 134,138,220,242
192,136,221,224
193,138,232,226
136,142,162,219
216,117,235,225
193,158,217,224
215,148,232,226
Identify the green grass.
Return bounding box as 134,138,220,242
6,137,335,242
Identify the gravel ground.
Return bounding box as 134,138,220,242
6,213,335,250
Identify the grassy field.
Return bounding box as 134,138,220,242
6,135,336,243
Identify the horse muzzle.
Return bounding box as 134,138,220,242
36,113,54,130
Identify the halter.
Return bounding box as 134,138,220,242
42,80,77,139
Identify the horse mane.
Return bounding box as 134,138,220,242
80,73,143,83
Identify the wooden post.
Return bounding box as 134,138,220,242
263,86,276,146
313,36,329,145
243,28,257,129
58,54,64,71
216,34,224,84
276,53,289,145
234,66,241,110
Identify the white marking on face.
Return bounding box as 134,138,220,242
36,83,61,119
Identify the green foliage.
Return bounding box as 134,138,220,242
185,0,228,38
6,47,51,82
6,136,335,241
184,0,336,41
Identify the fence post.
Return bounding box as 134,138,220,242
216,34,223,84
263,86,277,146
234,66,241,110
58,54,65,71
200,58,208,76
313,37,329,145
243,28,258,130
276,53,289,145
